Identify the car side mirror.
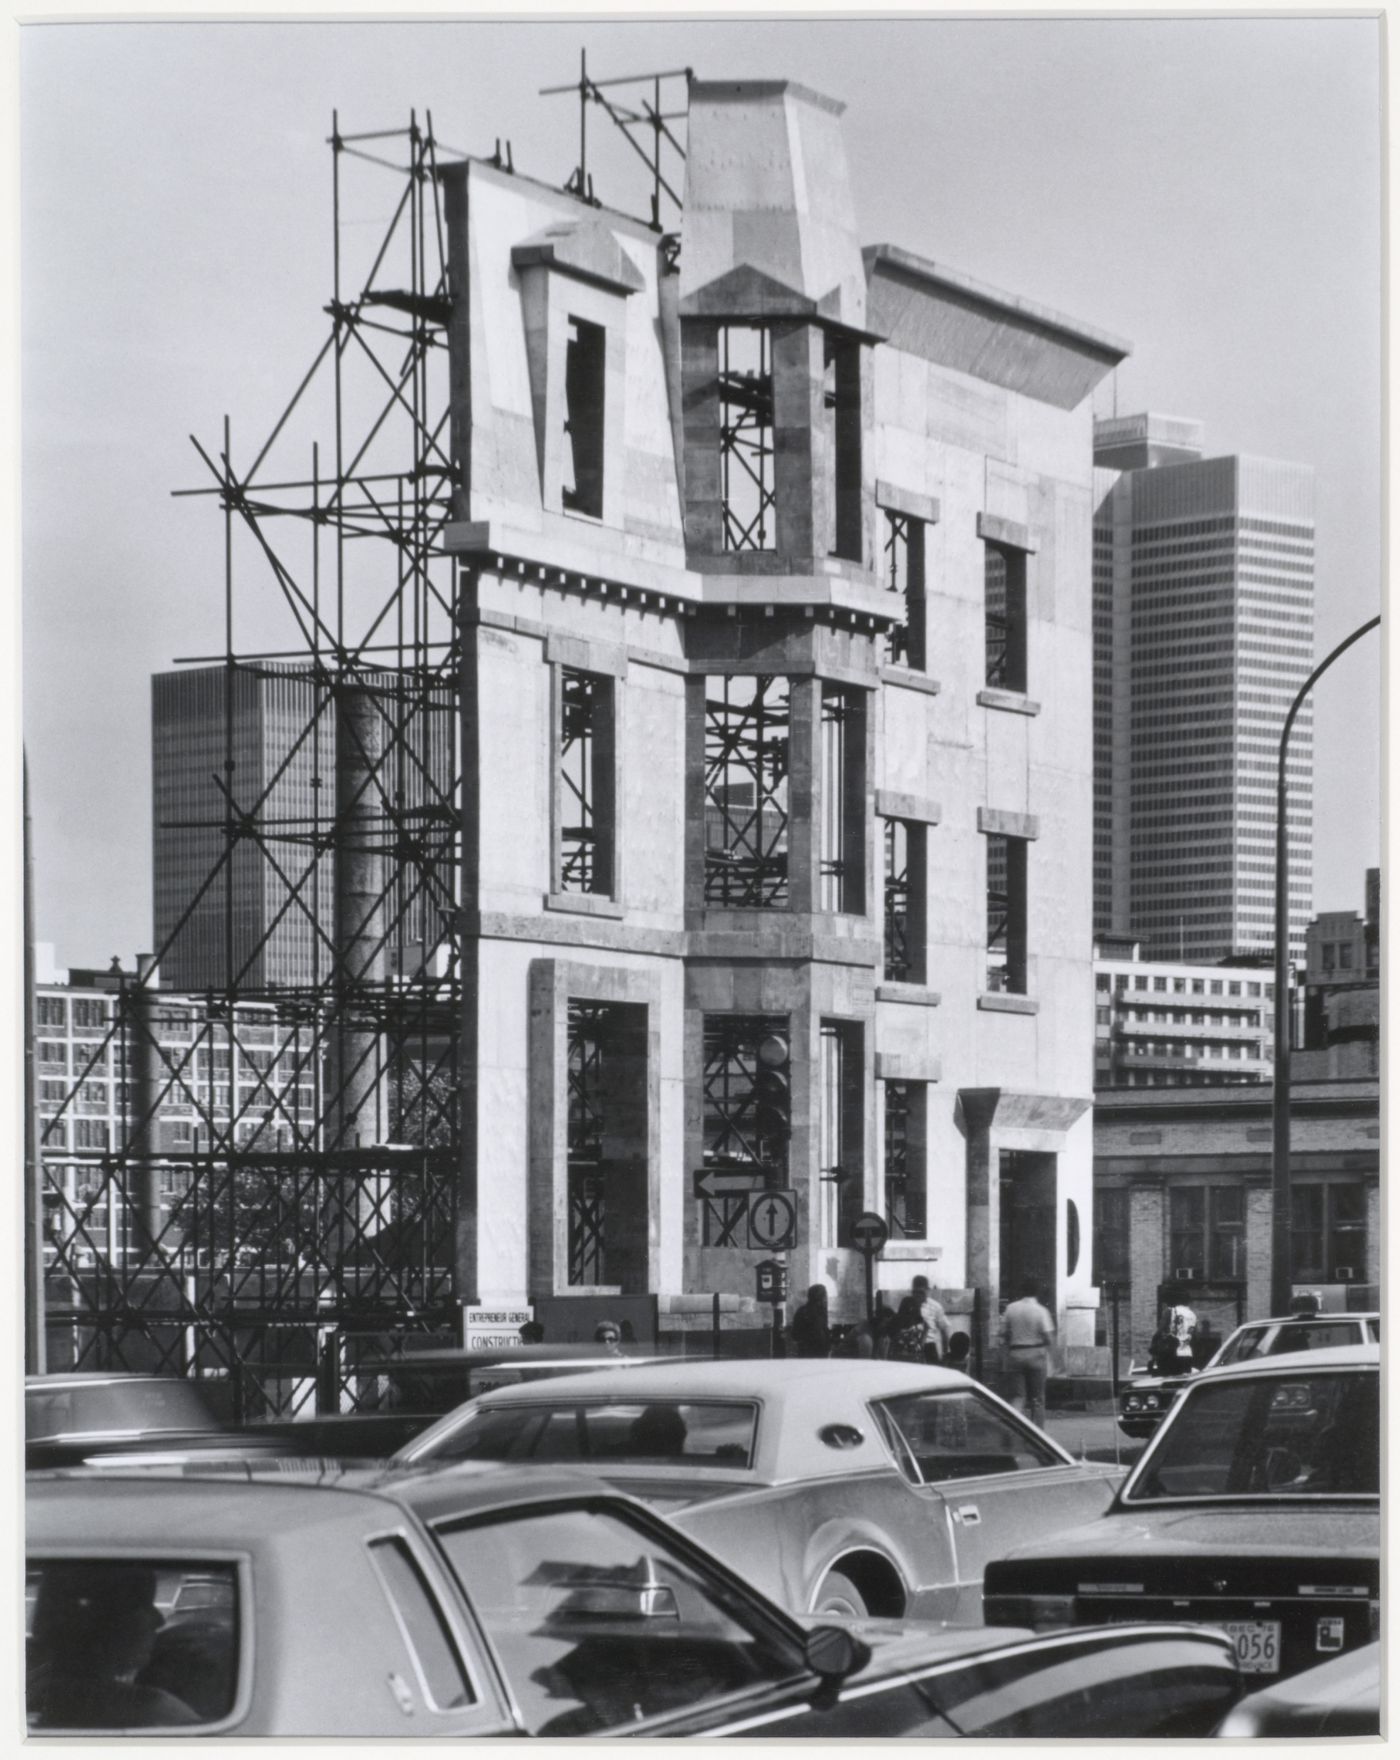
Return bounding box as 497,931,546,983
803,1624,870,1683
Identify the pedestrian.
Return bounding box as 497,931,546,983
888,1296,928,1364
789,1284,831,1358
1163,1288,1197,1371
593,1320,624,1357
944,1330,972,1373
1146,1323,1176,1377
832,1315,876,1358
911,1275,951,1365
871,1294,896,1359
1000,1277,1055,1429
518,1320,545,1345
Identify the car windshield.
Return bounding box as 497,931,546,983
26,1560,239,1730
25,1379,222,1441
432,1503,802,1734
1126,1369,1378,1502
414,1400,758,1468
1215,1319,1360,1367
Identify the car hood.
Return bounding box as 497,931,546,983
997,1503,1379,1564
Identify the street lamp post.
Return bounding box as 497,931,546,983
1270,613,1381,1317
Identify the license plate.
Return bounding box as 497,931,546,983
1224,1621,1282,1674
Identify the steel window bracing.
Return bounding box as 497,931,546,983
558,669,614,896
719,325,776,552
984,543,1028,692
985,833,1028,994
566,1002,610,1286
701,1016,790,1186
884,511,927,669
883,1079,926,1240
818,1020,862,1250
703,675,790,907
884,818,912,982
36,116,462,1410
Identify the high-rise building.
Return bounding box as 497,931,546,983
1092,414,1315,963
1092,940,1275,1090
152,664,454,992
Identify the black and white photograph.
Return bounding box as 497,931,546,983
17,9,1383,1740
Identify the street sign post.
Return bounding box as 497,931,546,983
851,1211,889,1323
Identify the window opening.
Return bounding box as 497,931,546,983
883,511,926,668
884,1079,927,1240
368,1537,475,1711
984,542,1028,691
703,676,789,907
718,325,775,551
824,333,862,561
701,1016,790,1196
985,833,1028,994
884,819,911,980
558,669,615,896
1092,1188,1130,1284
819,686,865,914
1292,1182,1367,1282
562,317,605,519
819,1020,862,1249
565,1002,648,1288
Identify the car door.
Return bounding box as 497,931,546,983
872,1387,1121,1622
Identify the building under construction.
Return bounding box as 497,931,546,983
34,70,1130,1398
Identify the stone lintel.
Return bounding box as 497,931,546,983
875,1051,941,1082
977,807,1040,841
976,688,1041,717
880,668,942,696
976,992,1041,1016
544,632,629,679
875,480,941,525
874,982,942,1008
976,511,1039,553
875,789,941,826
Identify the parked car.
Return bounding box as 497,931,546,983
395,1358,1125,1621
1214,1640,1380,1738
985,1344,1380,1684
25,1464,1242,1737
24,1373,292,1471
1117,1310,1378,1439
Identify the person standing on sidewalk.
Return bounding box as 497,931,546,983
1001,1279,1055,1429
912,1275,952,1365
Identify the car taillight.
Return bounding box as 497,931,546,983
984,1593,1076,1631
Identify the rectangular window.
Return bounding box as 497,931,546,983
557,668,616,897
38,1042,67,1069
883,1079,926,1240
718,324,774,551
701,1016,790,1197
883,818,927,983
818,1020,862,1250
824,334,862,562
984,543,1028,691
1210,1186,1245,1280
72,999,108,1032
73,1119,108,1149
703,675,789,908
36,997,65,1028
985,833,1028,994
1293,1182,1367,1281
882,511,927,668
1168,1186,1206,1279
819,685,866,914
562,317,605,519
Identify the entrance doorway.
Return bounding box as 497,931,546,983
999,1150,1056,1306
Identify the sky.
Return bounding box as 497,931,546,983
17,13,1384,967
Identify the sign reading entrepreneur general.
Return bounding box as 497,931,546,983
463,1305,534,1351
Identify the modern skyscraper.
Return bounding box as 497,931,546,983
1092,414,1315,963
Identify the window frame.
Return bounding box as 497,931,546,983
364,1529,484,1718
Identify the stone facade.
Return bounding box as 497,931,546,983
439,79,1127,1360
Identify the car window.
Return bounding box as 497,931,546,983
368,1537,475,1710
419,1401,757,1468
874,1390,1061,1485
1366,1318,1380,1343
1128,1370,1378,1501
432,1505,802,1734
26,1559,239,1730
1263,1320,1359,1356
916,1634,1239,1738
25,1380,220,1440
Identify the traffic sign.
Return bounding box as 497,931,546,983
747,1189,798,1252
851,1211,889,1256
693,1165,766,1200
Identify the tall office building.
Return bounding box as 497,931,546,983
1093,414,1315,963
153,664,454,992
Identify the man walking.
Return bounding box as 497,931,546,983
1000,1279,1055,1429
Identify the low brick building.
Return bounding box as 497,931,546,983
1093,1079,1379,1363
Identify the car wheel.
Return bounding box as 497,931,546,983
814,1570,869,1618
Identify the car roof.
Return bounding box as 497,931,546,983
1230,1312,1376,1331
1193,1342,1378,1380
26,1459,630,1548
25,1373,189,1390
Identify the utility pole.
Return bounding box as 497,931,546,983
1270,614,1380,1316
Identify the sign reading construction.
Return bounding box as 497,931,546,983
747,1190,798,1252
463,1305,533,1351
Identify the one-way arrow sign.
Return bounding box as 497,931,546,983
692,1166,766,1201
